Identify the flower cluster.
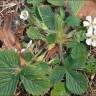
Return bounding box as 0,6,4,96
83,16,96,47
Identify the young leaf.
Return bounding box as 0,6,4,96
51,82,70,96
20,65,50,95
50,66,65,85
66,70,88,95
66,16,80,27
0,51,20,96
36,5,55,30
47,0,64,6
70,42,87,65
46,33,56,44
27,26,44,40
55,15,65,44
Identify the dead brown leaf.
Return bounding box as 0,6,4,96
78,0,96,17
0,13,21,49
0,12,26,66
45,45,59,61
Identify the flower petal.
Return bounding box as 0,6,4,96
86,38,92,45
27,40,32,49
86,27,93,37
21,48,26,53
20,10,29,20
83,21,90,27
92,40,96,47
93,17,96,25
86,16,92,23
93,29,96,35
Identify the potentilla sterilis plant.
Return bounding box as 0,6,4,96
20,10,29,20
83,16,96,47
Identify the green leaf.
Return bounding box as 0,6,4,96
68,0,85,15
66,16,80,27
47,0,64,6
74,30,86,42
64,56,79,70
55,15,64,43
36,5,55,30
0,51,20,96
70,42,87,64
51,82,70,96
36,62,50,75
27,26,44,40
50,66,65,85
46,33,56,44
60,8,65,19
20,65,50,95
85,56,96,74
66,71,88,95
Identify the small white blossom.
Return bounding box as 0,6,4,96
20,10,29,20
86,29,96,47
83,16,96,33
21,40,32,53
83,16,96,47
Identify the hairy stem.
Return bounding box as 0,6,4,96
59,43,64,65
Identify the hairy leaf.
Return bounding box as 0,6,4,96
66,16,80,27
50,66,65,85
66,71,88,95
27,27,44,40
36,5,55,30
51,82,70,96
0,51,20,96
20,65,50,95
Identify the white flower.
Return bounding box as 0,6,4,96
83,16,96,47
83,16,96,27
83,16,96,33
20,10,29,20
86,30,96,47
21,40,32,53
